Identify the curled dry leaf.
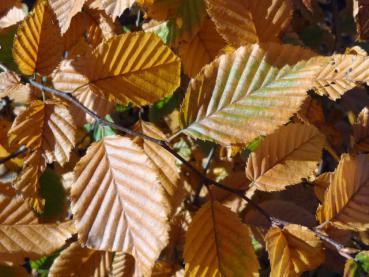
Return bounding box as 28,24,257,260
0,71,32,104
12,0,63,75
48,0,86,34
313,54,369,101
317,154,369,231
180,43,322,146
71,135,169,276
53,32,180,106
206,0,293,47
246,123,325,192
111,252,136,277
0,221,75,265
48,242,113,277
265,224,325,277
184,201,259,276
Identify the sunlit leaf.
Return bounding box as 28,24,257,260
0,71,32,103
111,252,136,277
0,1,26,30
180,43,322,146
184,201,259,276
265,224,325,277
12,0,63,75
246,123,325,191
71,135,169,275
90,0,135,20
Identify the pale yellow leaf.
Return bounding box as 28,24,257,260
0,221,75,265
48,0,86,34
71,135,169,275
179,17,226,77
184,201,259,276
53,32,180,106
9,100,77,166
49,242,113,277
313,54,369,100
12,0,63,75
180,43,322,146
265,224,325,277
246,123,325,191
206,0,293,47
317,154,369,231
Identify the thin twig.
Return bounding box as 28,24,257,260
26,79,358,258
0,145,27,164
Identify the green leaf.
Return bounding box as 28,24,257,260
84,115,116,141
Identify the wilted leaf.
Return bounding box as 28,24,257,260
246,123,325,191
9,100,77,166
184,201,259,276
48,0,86,34
49,242,113,277
12,0,63,75
179,17,225,77
317,154,369,231
53,32,180,106
265,224,325,277
71,135,169,275
313,54,369,100
111,252,136,277
180,43,321,146
206,0,293,47
0,221,74,265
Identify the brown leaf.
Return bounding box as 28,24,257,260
353,106,369,152
0,71,32,104
71,135,170,275
246,123,325,191
111,252,136,277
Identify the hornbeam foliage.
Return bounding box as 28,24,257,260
1,0,369,276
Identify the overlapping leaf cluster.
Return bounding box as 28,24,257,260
1,0,369,276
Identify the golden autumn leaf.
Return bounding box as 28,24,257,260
8,100,77,166
52,32,181,106
245,123,325,191
313,54,369,100
352,106,369,152
317,154,369,231
180,43,322,146
0,221,75,265
184,201,259,276
138,121,185,213
48,242,113,277
12,0,63,75
265,224,325,277
71,135,170,276
111,252,136,277
48,0,86,34
90,0,135,20
206,0,293,47
313,172,333,203
179,17,226,77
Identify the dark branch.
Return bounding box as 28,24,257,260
0,145,27,164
